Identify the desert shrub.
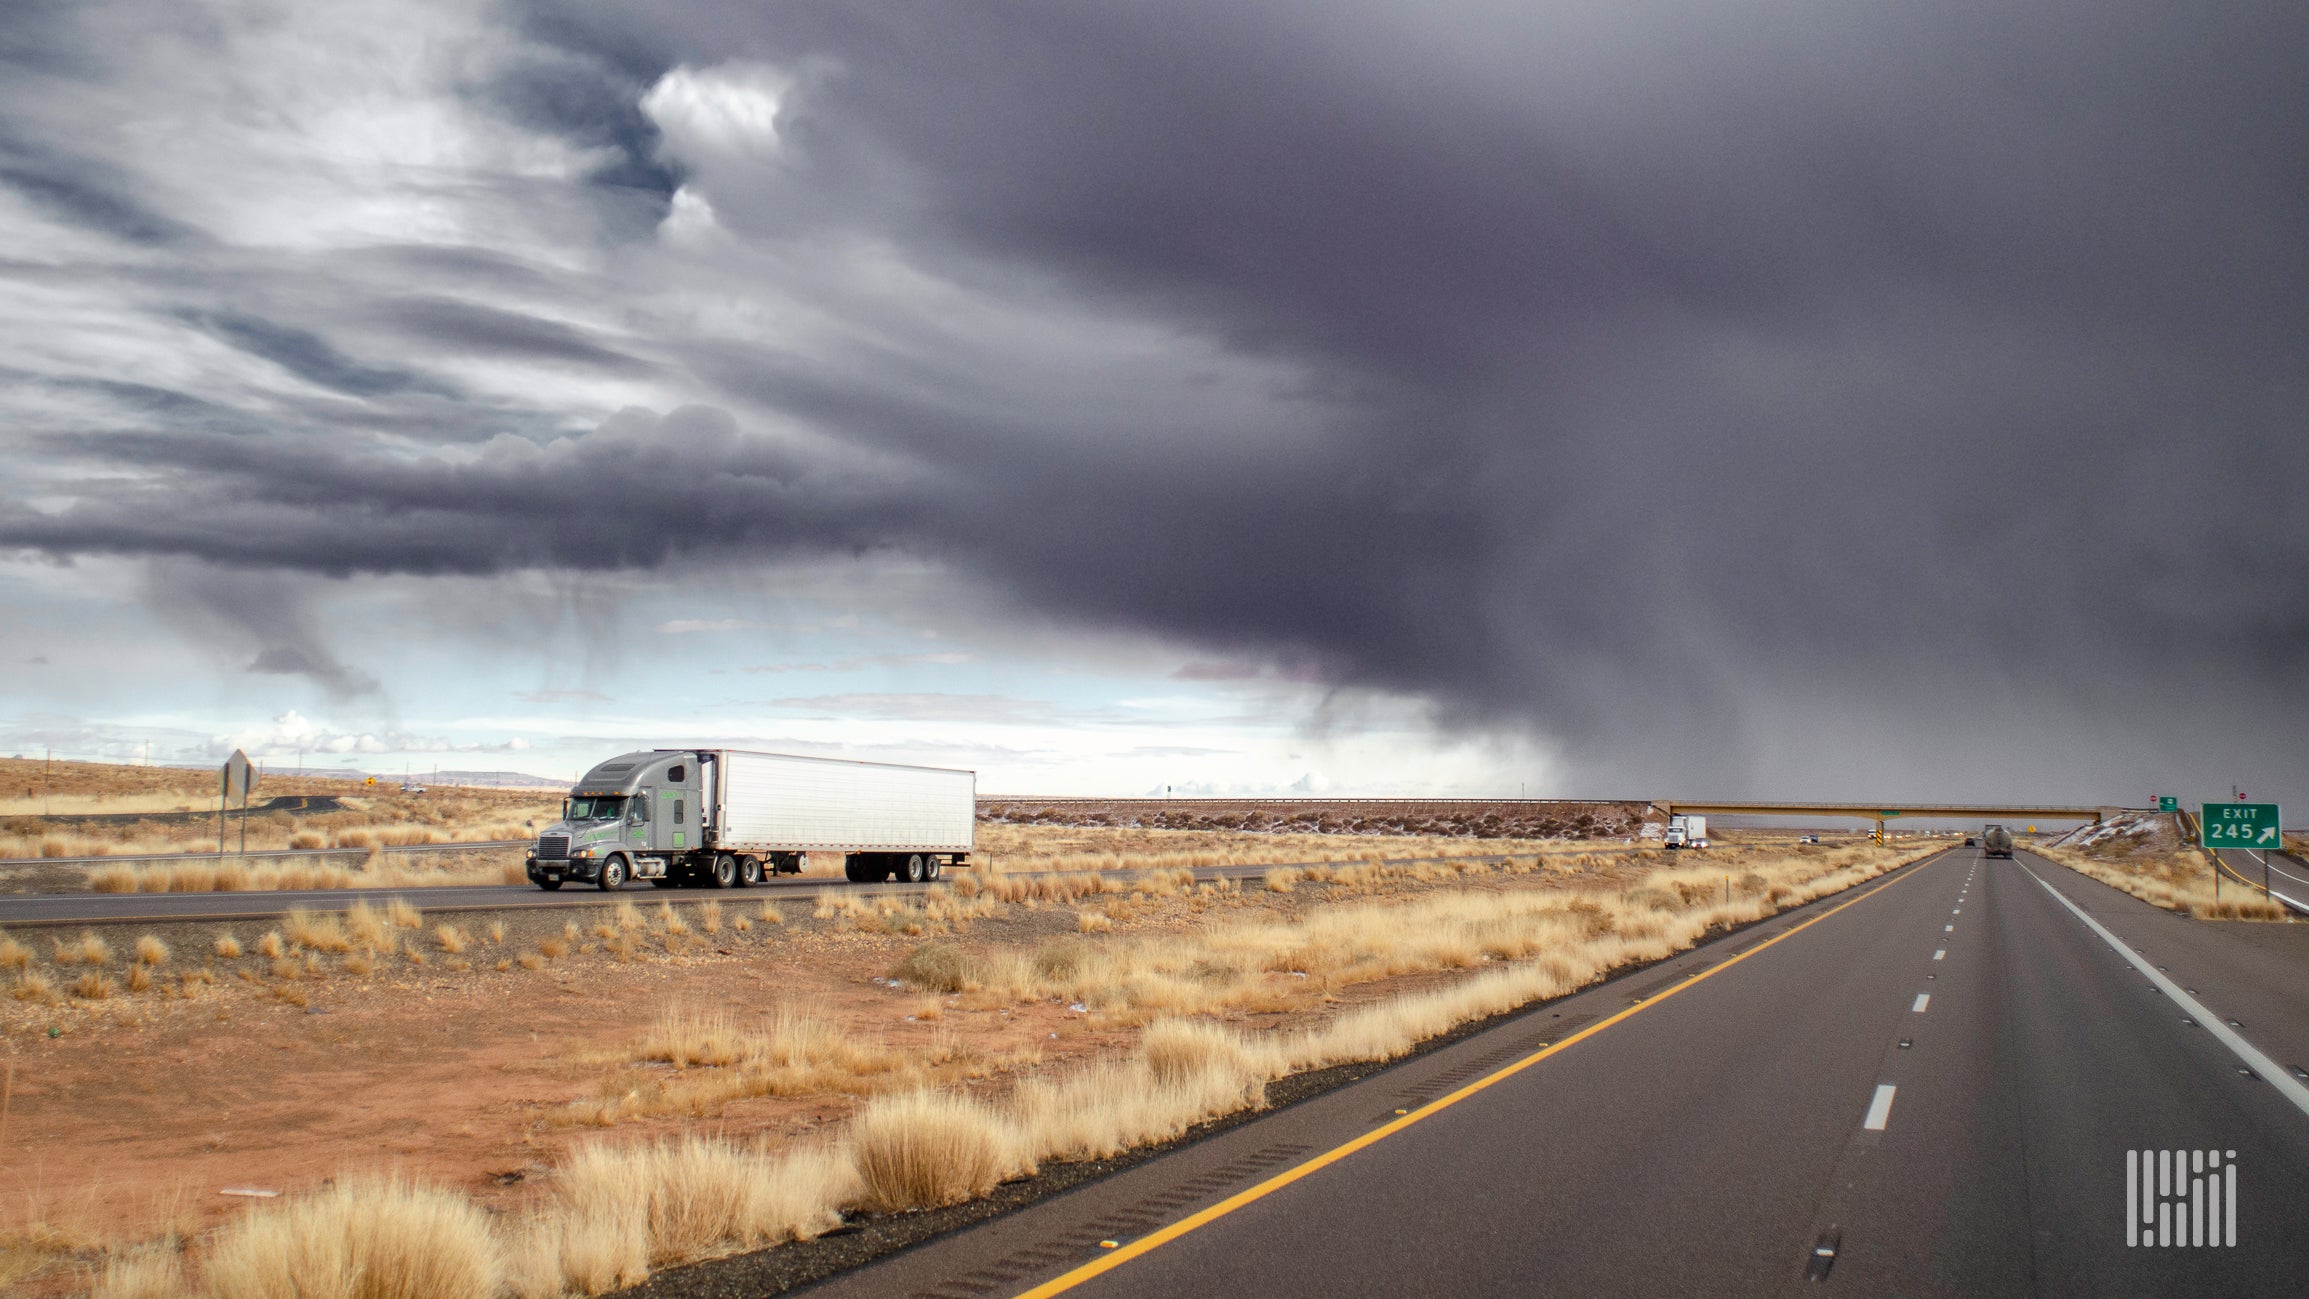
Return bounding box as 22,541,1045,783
893,943,987,993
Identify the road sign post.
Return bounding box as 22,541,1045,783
221,750,255,859
2201,803,2281,898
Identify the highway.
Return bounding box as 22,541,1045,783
768,849,2309,1298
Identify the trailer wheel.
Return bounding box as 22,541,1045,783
899,853,927,884
711,854,739,888
924,855,942,881
843,853,870,883
598,855,629,891
739,856,762,886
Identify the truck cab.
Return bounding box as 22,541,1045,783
527,750,700,889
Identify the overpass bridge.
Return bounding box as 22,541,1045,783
1655,801,2120,841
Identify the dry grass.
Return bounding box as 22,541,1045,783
53,931,110,966
0,932,29,971
256,930,285,960
388,898,423,930
71,971,114,1000
435,924,469,955
132,934,169,967
849,1090,1022,1211
508,1140,853,1295
12,969,55,1002
202,1177,499,1299
2037,844,2288,920
213,931,243,959
89,1245,187,1299
72,854,523,893
284,908,352,953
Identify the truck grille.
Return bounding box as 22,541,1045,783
536,835,570,861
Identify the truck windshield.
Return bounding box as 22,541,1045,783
564,796,626,821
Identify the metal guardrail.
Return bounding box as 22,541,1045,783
0,839,528,870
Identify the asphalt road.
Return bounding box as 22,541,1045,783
794,849,2309,1298
0,855,1522,928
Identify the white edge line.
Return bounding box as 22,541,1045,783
1863,1083,1897,1130
2023,861,2309,1120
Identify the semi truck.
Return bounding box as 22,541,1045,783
1664,814,1708,849
525,749,975,891
1981,824,2015,859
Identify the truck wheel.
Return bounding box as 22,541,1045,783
843,853,868,883
535,877,563,892
899,853,927,884
711,854,739,888
739,856,762,886
924,855,942,881
599,856,629,891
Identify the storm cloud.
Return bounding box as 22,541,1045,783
1,0,2305,796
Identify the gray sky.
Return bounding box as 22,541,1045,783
0,0,2303,804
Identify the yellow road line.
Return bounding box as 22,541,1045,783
1013,852,1945,1298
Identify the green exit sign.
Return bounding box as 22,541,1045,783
2158,796,2178,812
2201,803,2280,849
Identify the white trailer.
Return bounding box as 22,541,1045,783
1665,814,1709,849
525,748,975,890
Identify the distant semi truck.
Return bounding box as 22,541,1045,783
1664,814,1708,849
526,749,975,891
1982,824,2015,859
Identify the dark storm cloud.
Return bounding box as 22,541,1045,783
189,311,452,400
4,0,2307,796
3,406,901,576
0,131,195,245
368,297,654,374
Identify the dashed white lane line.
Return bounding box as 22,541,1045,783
1945,924,1954,932
1863,1084,1898,1131
1912,994,1931,1013
1933,949,1946,960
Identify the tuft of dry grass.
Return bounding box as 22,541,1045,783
89,1244,187,1299
518,951,547,971
512,1139,853,1293
202,1177,500,1299
388,898,423,930
658,903,690,937
256,930,285,960
346,901,393,953
1076,909,1114,933
639,1008,750,1068
891,943,988,994
698,901,721,935
435,924,469,955
71,971,114,1000
848,1090,1023,1212
0,932,29,971
133,934,169,967
488,920,506,946
12,969,55,1002
90,864,141,894
539,935,570,960
214,931,243,959
126,964,152,993
285,908,352,954
54,931,110,966
758,900,784,926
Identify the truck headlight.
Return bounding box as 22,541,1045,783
573,848,593,858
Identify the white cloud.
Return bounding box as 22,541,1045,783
642,63,788,160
